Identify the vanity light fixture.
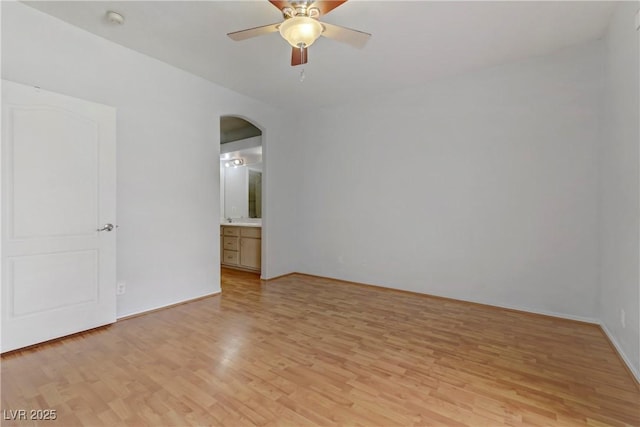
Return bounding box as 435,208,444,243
224,158,244,168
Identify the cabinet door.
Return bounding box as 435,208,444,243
240,237,261,270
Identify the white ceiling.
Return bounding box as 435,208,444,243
23,1,616,111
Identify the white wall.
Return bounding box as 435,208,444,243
1,2,299,316
599,2,640,379
220,162,226,220
294,41,604,321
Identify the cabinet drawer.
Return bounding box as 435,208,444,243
223,227,240,236
240,227,261,238
222,250,239,265
223,236,239,250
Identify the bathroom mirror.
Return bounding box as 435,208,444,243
219,117,262,221
220,144,262,220
221,162,262,219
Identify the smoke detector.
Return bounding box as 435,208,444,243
106,11,125,25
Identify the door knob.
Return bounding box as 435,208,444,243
97,223,115,232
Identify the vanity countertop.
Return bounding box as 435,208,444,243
220,222,261,228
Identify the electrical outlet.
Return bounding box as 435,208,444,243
620,308,626,329
116,281,126,295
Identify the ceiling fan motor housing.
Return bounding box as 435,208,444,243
282,4,319,19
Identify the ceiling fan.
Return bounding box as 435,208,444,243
227,1,371,66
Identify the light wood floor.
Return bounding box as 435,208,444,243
1,269,639,426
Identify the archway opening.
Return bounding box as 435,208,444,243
219,116,264,277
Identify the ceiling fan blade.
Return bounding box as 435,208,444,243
227,23,280,41
312,1,348,16
321,22,371,49
269,1,291,13
291,46,308,66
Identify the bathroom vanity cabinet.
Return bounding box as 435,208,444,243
220,225,261,272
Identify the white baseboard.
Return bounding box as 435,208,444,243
431,297,604,326
468,299,600,324
297,272,602,325
600,323,640,384
117,290,221,320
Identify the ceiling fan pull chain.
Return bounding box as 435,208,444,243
299,68,306,83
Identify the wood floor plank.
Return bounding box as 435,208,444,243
1,268,639,426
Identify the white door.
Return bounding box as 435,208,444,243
1,80,116,352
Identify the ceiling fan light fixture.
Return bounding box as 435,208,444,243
278,16,324,48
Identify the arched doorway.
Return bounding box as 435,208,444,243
219,116,264,277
